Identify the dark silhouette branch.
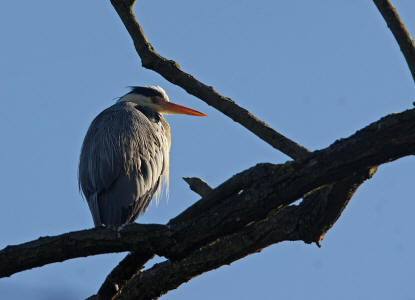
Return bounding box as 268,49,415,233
298,167,378,246
2,108,414,281
113,168,377,300
97,177,213,299
96,251,155,300
0,224,170,278
374,0,415,83
109,0,309,160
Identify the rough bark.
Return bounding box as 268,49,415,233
0,224,170,278
114,169,377,300
1,108,414,279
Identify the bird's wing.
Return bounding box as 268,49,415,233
79,102,170,226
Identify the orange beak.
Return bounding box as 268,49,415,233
158,101,207,117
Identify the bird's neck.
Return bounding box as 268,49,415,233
135,105,161,123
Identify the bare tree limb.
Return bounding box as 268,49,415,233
0,224,171,278
113,168,377,300
2,107,414,280
109,0,309,159
374,0,415,82
298,166,378,246
97,251,154,300
96,177,213,300
182,177,213,197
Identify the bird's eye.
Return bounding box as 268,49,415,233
152,97,163,104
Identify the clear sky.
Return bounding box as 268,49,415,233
1,1,414,299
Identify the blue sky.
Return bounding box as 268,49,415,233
0,1,414,299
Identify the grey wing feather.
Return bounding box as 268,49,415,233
86,193,101,226
79,102,170,226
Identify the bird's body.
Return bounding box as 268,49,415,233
79,101,170,226
79,86,205,227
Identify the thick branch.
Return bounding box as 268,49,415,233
0,224,170,278
109,0,309,159
114,168,376,300
97,251,154,300
374,0,415,83
2,108,415,279
97,177,213,300
170,108,414,228
298,166,378,245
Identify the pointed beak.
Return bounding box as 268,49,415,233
158,101,207,117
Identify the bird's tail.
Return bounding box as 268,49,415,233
87,192,102,227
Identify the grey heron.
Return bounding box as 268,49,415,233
78,86,206,227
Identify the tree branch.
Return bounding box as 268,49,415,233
374,0,415,83
0,224,171,278
109,0,309,159
182,177,213,197
96,251,154,300
2,108,414,280
96,177,213,300
113,168,377,300
298,166,378,246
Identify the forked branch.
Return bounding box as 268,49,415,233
1,107,414,280
110,0,309,160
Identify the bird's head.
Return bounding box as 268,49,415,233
118,86,206,117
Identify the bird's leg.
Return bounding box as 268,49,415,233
99,224,123,237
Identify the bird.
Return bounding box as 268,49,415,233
78,86,206,227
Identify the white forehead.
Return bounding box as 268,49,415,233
148,86,169,102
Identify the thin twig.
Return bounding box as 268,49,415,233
182,177,213,197
110,0,310,159
374,0,415,83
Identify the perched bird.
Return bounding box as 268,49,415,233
78,86,206,227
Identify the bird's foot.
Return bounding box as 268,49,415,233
117,223,127,232
115,224,128,238
97,224,126,238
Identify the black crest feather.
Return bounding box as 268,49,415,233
128,86,163,98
